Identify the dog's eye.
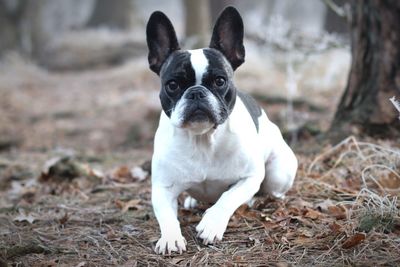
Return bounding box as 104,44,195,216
214,76,226,88
166,80,179,93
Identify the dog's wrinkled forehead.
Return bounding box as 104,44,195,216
160,48,233,86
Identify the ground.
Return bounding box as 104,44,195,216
0,48,399,266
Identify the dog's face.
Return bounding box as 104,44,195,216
146,7,245,134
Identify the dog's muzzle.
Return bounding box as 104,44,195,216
182,86,217,124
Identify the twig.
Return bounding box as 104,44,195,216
322,0,348,18
389,96,400,120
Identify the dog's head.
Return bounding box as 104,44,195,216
146,7,245,134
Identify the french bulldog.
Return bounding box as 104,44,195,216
146,6,298,254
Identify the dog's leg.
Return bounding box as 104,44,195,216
261,141,297,198
195,174,263,244
152,184,186,254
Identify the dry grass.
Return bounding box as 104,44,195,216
0,136,399,267
0,48,398,266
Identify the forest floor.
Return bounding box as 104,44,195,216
0,49,399,267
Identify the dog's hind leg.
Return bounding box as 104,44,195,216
261,141,297,199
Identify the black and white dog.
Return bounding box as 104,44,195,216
146,6,297,254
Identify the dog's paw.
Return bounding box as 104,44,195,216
183,196,198,209
155,234,187,255
196,208,229,245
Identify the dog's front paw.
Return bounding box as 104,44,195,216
196,208,229,245
155,234,187,255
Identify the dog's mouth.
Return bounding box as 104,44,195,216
182,104,217,125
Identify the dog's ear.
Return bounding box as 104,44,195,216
146,11,180,74
209,6,245,70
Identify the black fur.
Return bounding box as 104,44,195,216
146,11,180,74
238,91,262,132
209,7,245,70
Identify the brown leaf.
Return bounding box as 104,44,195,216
115,199,142,213
329,222,343,234
292,236,315,246
298,227,315,238
342,233,366,249
58,212,69,226
111,166,132,183
235,204,259,220
327,205,347,220
379,172,400,189
303,207,324,220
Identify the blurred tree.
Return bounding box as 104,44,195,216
184,0,210,48
331,0,400,138
323,0,349,34
87,0,134,29
209,0,235,24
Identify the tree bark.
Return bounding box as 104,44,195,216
330,0,400,139
184,0,210,49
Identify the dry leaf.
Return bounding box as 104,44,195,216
235,204,259,220
315,199,335,212
303,207,323,220
40,156,102,182
58,212,69,225
14,209,36,224
342,233,366,249
379,172,400,189
111,165,148,183
112,166,131,183
329,222,343,234
292,236,315,245
327,205,347,220
298,227,314,238
115,199,142,213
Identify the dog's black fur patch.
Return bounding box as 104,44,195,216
237,91,262,132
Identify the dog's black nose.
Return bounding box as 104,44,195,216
185,87,207,100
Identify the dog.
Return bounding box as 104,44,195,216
146,6,298,254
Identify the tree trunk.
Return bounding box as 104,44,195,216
184,0,210,49
87,0,133,29
330,0,400,139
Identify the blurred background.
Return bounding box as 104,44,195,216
0,0,351,155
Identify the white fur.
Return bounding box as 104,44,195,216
151,96,298,253
189,49,209,85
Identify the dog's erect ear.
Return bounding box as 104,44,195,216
146,11,180,74
209,6,245,70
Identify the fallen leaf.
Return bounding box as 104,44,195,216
14,209,36,224
115,199,142,213
329,222,343,234
111,165,148,183
58,212,69,226
298,227,314,238
303,207,324,220
40,156,102,182
342,233,366,249
315,199,335,212
235,204,259,220
327,205,347,220
292,236,315,246
379,172,400,189
112,166,131,183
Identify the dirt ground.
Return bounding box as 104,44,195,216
0,49,399,266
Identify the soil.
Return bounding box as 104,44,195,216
0,50,399,266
